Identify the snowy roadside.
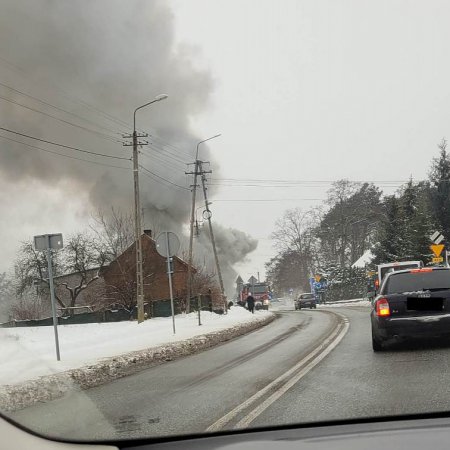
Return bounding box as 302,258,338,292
318,299,371,308
0,308,275,412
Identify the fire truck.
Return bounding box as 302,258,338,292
240,282,271,303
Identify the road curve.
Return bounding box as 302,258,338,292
10,308,344,441
251,306,450,429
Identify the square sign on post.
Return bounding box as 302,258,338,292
33,233,63,361
34,233,63,251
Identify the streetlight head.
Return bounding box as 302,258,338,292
154,94,168,102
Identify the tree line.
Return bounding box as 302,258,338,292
266,140,450,300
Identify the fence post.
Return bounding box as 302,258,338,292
198,294,202,326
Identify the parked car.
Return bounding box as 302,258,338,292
295,293,317,310
371,267,450,351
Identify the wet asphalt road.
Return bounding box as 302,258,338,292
10,302,450,442
252,305,450,429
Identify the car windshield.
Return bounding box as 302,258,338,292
384,271,450,295
4,0,450,445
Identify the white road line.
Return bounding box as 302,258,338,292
206,312,349,433
234,318,350,428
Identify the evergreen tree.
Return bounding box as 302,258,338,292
429,139,450,241
372,195,404,263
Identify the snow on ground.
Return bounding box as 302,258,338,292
0,307,271,386
318,299,371,308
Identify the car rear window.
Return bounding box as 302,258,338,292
380,264,421,281
301,294,315,299
383,270,450,294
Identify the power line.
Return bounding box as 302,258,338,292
140,150,187,172
0,94,122,143
148,141,190,164
0,133,131,170
148,134,193,159
0,53,133,134
143,145,188,167
139,164,190,191
0,80,127,136
0,126,130,161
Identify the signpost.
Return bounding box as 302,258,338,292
430,231,445,245
34,233,63,361
156,231,180,334
430,232,446,266
430,244,445,258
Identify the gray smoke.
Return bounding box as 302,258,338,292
0,0,257,293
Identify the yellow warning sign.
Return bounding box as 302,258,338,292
314,275,322,282
432,257,444,263
430,244,445,257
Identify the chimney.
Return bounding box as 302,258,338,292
143,229,152,238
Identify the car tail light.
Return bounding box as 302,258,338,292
410,268,433,273
376,298,390,317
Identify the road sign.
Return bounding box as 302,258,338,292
314,274,322,282
155,232,180,258
33,233,63,361
430,231,445,245
432,257,444,263
34,233,63,251
430,244,445,257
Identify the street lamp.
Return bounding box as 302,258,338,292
186,134,221,309
133,94,168,323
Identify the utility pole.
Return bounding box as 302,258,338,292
185,160,200,313
124,130,148,323
123,94,168,323
199,161,227,313
185,134,221,312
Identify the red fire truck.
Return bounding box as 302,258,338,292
240,282,271,303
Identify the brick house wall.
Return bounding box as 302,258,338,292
101,232,189,307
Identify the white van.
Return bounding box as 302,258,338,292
377,261,423,288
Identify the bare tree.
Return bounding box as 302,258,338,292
271,208,322,287
10,290,46,320
90,207,135,262
14,233,107,316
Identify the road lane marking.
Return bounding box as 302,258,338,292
234,316,350,428
206,312,349,432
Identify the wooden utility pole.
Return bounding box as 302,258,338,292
185,160,200,313
199,161,227,313
185,134,221,312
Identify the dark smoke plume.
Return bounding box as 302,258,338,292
0,0,256,294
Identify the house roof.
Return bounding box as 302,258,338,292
107,233,193,270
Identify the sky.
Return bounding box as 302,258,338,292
1,0,450,292
168,0,450,281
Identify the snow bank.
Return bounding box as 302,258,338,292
318,299,371,308
0,308,275,412
0,308,272,386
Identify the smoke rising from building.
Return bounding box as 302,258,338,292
0,0,257,293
